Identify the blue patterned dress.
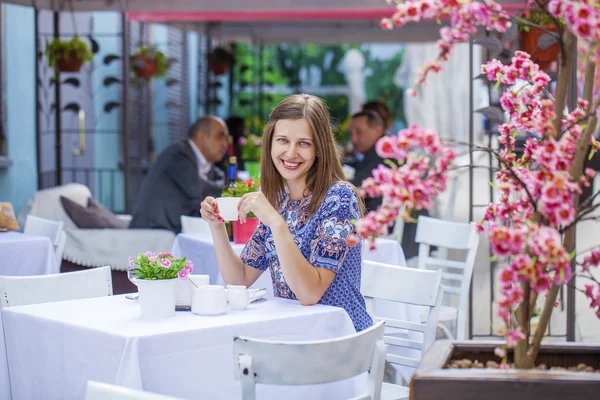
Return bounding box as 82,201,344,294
240,181,372,331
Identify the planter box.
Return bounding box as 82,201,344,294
411,340,600,400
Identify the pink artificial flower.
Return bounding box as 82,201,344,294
506,328,526,348
494,346,507,359
379,18,393,30
160,258,172,269
347,234,360,247
375,136,398,159
184,260,194,273
178,269,189,280
238,137,247,145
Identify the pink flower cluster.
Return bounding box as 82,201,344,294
583,283,600,318
381,0,511,89
580,250,600,318
548,0,600,62
129,251,194,280
478,47,600,346
353,124,455,245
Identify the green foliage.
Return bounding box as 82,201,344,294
45,35,93,70
239,135,263,162
222,178,260,197
362,46,407,128
230,43,406,146
132,252,186,280
130,46,169,79
519,6,562,31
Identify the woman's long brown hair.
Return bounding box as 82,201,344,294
260,94,364,217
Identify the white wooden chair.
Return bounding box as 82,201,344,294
415,216,479,340
361,261,443,400
0,266,113,309
180,215,211,235
85,381,183,400
233,320,386,400
23,214,67,264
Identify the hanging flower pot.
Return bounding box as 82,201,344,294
45,35,93,73
56,58,85,73
208,47,235,76
521,24,560,70
130,47,170,80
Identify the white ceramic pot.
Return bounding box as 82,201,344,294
137,278,178,319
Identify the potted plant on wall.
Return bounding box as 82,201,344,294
369,0,600,398
222,178,260,244
130,46,170,80
45,35,93,73
129,251,193,319
238,135,263,179
208,47,235,76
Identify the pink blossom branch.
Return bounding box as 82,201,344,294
554,31,576,137
528,34,595,364
532,0,564,33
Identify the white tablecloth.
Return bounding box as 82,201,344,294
172,234,407,298
1,295,357,400
171,233,414,382
0,231,59,276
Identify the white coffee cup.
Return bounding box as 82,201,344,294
176,274,210,306
216,197,240,221
227,285,249,310
192,285,227,316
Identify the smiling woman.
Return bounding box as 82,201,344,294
200,94,371,331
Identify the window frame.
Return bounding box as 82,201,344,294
0,2,11,168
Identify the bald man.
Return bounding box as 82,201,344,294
130,116,230,232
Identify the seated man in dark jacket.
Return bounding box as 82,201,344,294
347,110,426,259
130,116,229,233
348,110,386,213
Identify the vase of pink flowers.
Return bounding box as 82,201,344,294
129,251,194,319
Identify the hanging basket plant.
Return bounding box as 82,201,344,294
45,35,93,73
519,9,561,70
130,47,169,80
208,47,235,76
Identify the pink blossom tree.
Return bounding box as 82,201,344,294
356,0,600,369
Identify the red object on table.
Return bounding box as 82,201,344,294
233,217,259,244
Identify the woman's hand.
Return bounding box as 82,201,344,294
238,192,284,227
199,196,225,227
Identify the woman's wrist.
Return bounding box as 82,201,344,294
270,216,288,234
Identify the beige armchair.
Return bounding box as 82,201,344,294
20,183,175,271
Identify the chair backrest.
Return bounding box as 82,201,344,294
234,320,386,400
415,215,479,340
180,215,211,235
0,266,113,309
23,215,64,247
361,261,443,369
85,381,183,400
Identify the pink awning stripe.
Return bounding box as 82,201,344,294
128,9,396,22
128,3,523,23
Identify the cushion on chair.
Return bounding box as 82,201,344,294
60,196,129,229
